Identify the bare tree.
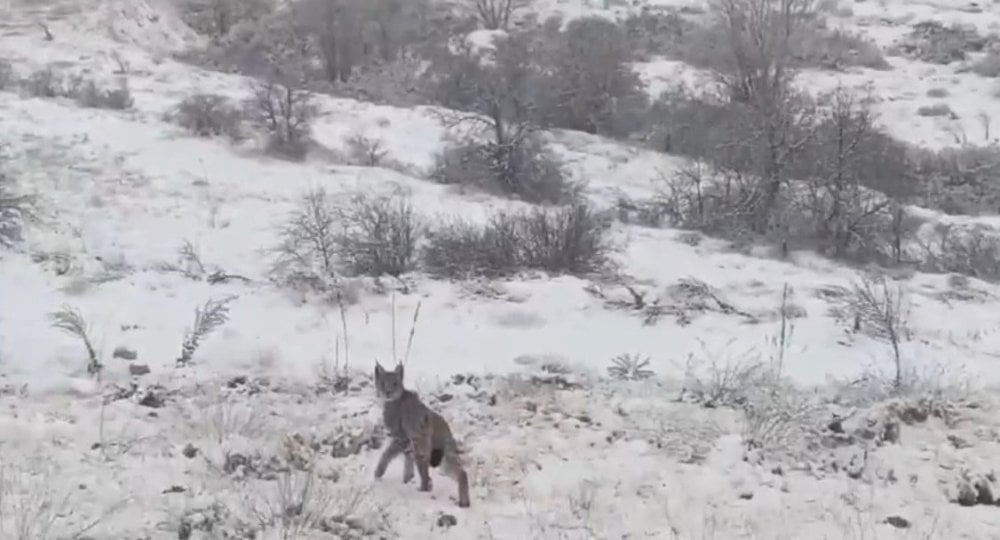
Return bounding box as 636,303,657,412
273,188,339,279
181,0,271,38
471,0,529,30
296,0,363,83
710,0,816,233
430,34,572,203
803,87,882,256
295,0,430,83
243,78,317,159
535,17,649,137
334,192,422,276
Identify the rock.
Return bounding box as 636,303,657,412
957,482,978,506
436,513,457,528
226,375,248,388
884,516,910,528
138,390,165,408
738,491,754,500
182,443,199,458
975,478,995,505
112,346,138,360
947,434,972,449
128,363,150,376
882,421,900,444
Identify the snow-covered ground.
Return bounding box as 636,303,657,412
2,0,1000,538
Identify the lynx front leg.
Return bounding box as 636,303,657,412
402,448,415,484
374,437,407,480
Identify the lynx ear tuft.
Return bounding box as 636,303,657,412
395,363,404,379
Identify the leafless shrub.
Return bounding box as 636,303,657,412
471,0,529,30
422,203,613,278
23,67,65,98
912,144,1000,214
0,462,126,539
71,77,134,110
243,79,316,160
176,296,237,367
179,0,272,38
192,392,269,445
427,36,578,204
614,195,672,228
651,84,916,262
171,93,244,138
272,188,338,283
889,21,992,64
336,54,429,106
790,21,889,70
643,88,741,163
741,381,822,464
48,305,101,376
432,136,575,204
533,16,649,137
241,466,377,540
681,342,769,408
915,223,1000,281
334,192,422,277
295,0,434,84
345,134,388,167
848,272,909,389
633,0,820,235
177,239,206,279
623,10,701,61
794,87,912,259
709,0,819,232
626,9,886,71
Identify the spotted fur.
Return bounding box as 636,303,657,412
373,362,470,508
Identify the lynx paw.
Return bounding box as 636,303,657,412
403,470,414,484
419,480,433,492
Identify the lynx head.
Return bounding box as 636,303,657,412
374,362,405,401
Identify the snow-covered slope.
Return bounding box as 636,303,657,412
2,1,1000,539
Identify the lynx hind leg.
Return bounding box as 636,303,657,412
411,424,434,492
441,452,471,508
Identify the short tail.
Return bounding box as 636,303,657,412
429,447,445,467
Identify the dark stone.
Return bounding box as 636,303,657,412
885,516,910,528
436,513,457,528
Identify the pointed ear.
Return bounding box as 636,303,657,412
375,362,385,379
395,363,404,379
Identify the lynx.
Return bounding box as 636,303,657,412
373,362,471,508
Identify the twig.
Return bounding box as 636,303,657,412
403,300,422,367
391,293,397,364
336,292,350,378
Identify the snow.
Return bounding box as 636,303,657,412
1,0,1000,539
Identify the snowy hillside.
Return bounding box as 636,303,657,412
1,0,1000,538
